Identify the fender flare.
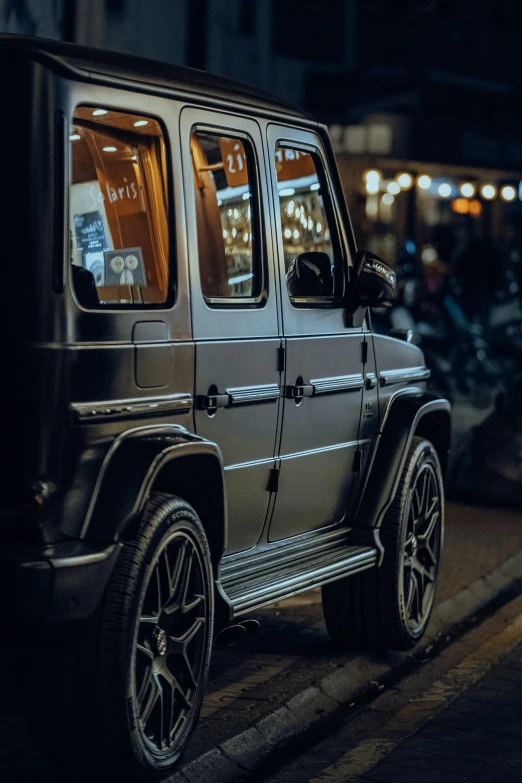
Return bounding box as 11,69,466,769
80,424,226,557
354,391,451,532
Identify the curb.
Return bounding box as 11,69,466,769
172,549,522,783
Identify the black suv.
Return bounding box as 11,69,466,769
1,35,450,781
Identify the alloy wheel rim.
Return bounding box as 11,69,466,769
402,462,441,634
134,530,207,754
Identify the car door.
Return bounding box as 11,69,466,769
266,125,366,541
181,108,281,555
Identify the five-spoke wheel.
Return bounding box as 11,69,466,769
401,461,442,635
135,529,208,754
91,494,214,781
322,436,444,651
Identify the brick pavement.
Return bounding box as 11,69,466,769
360,640,522,783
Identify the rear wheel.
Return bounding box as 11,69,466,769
93,493,214,779
322,437,444,651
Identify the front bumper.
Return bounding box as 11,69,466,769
3,540,121,622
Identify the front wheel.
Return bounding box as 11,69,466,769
93,493,214,780
322,437,444,651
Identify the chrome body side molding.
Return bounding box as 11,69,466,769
310,373,365,395
70,394,193,421
226,383,281,405
379,366,431,387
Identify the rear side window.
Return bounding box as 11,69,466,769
191,131,262,303
70,106,170,308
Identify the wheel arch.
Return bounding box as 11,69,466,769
354,392,451,531
81,424,227,567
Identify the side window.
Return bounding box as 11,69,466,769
70,106,170,308
191,131,261,303
275,145,342,302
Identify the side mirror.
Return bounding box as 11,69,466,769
287,252,334,298
351,249,396,308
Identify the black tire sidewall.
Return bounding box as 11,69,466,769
384,438,444,647
96,495,214,779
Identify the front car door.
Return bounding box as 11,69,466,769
266,124,367,542
181,108,281,555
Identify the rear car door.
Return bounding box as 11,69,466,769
266,125,366,541
181,108,281,554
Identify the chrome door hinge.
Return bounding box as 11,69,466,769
267,466,280,493
352,448,362,473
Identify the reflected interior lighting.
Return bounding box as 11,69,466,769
233,209,239,219
293,229,300,239
217,199,222,206
222,229,228,238
438,183,452,198
134,120,148,127
228,209,233,217
364,169,382,183
397,172,413,189
93,109,108,116
69,134,81,141
382,193,394,205
316,222,322,233
417,174,432,190
131,155,137,160
460,182,475,198
242,192,251,200
307,218,313,230
310,183,320,191
286,200,295,215
501,185,516,202
103,146,117,152
243,232,249,242
481,184,497,200
284,228,292,239
232,228,237,238
279,188,295,197
387,182,400,195
366,180,380,195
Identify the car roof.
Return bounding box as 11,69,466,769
0,34,313,123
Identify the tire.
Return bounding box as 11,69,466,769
322,437,444,651
89,493,214,780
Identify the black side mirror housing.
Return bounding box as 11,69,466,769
350,249,396,308
287,252,334,298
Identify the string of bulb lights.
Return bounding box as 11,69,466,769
364,169,518,202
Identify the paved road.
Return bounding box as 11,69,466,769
259,588,522,782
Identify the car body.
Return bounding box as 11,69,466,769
0,34,450,780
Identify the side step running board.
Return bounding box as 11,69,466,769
220,530,377,616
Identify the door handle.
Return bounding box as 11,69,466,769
195,393,230,411
286,383,314,400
